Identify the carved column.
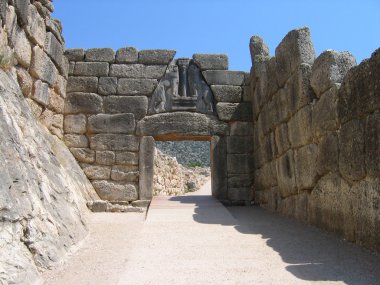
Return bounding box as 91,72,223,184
177,58,190,98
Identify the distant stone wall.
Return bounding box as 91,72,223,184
250,27,380,252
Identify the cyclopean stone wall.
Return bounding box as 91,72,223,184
64,49,254,205
250,27,380,252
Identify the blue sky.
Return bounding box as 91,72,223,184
53,0,380,71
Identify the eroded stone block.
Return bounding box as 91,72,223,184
82,164,111,180
202,70,245,86
211,85,242,103
276,150,297,198
63,134,88,148
64,92,103,114
138,49,175,65
70,148,95,163
117,78,157,95
98,77,117,95
88,113,135,134
317,132,339,176
95,151,115,165
109,64,166,79
92,180,138,201
193,54,228,70
74,62,109,77
90,134,139,151
288,105,312,148
103,96,148,120
115,151,139,165
32,80,49,106
64,49,85,61
30,46,57,86
216,102,253,122
85,48,115,63
111,165,139,182
294,144,318,190
66,76,98,93
116,47,138,63
64,114,87,134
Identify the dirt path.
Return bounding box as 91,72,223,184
43,180,380,284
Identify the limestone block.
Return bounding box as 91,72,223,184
70,148,95,163
88,113,135,134
242,86,252,102
64,49,85,61
0,1,6,22
229,122,253,136
366,111,380,177
82,164,111,180
116,151,139,165
90,134,139,151
16,68,32,97
136,112,229,137
312,85,339,138
339,119,366,181
54,75,67,98
74,62,109,77
311,50,356,97
211,85,242,103
111,165,139,182
45,18,64,45
227,154,254,174
85,48,115,63
139,136,155,200
39,108,54,129
274,123,290,156
276,150,297,198
64,114,87,134
92,180,138,201
287,105,312,148
66,76,98,93
317,132,339,176
273,88,292,124
30,46,57,86
254,161,277,190
264,57,279,98
227,136,253,154
98,77,117,95
26,4,46,47
26,98,43,118
294,144,318,190
95,151,115,165
211,136,228,200
109,64,166,79
13,0,29,26
228,174,253,189
12,27,31,68
34,1,50,19
131,200,151,207
116,47,138,63
87,200,108,212
193,54,228,70
202,70,244,86
32,80,49,106
63,134,88,148
275,27,316,87
69,62,75,75
138,49,175,65
44,32,64,72
117,78,157,95
64,92,102,114
216,102,253,122
228,187,252,202
48,89,64,113
249,36,270,64
103,96,148,120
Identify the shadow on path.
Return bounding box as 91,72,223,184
169,194,380,285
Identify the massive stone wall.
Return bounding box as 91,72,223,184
64,48,254,204
250,27,380,252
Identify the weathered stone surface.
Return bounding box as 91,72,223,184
275,27,316,87
48,89,64,113
227,154,254,174
216,102,253,122
211,136,228,200
116,151,139,165
287,105,312,148
339,119,366,181
276,150,297,198
131,200,151,207
227,136,253,154
250,36,270,64
139,136,154,200
16,67,33,97
109,64,166,79
26,5,46,47
26,98,43,118
45,18,64,45
44,32,64,71
85,48,115,63
66,76,98,93
193,54,228,70
228,187,252,202
92,180,138,201
311,50,356,97
74,62,109,77
139,49,175,65
137,112,229,137
14,0,29,26
82,164,111,180
274,123,290,156
87,200,108,212
254,161,277,190
70,148,95,163
64,49,85,61
95,151,115,165
88,113,135,134
103,96,148,120
98,77,117,95
242,86,252,102
294,144,318,190
202,70,245,86
317,132,339,176
116,47,138,63
30,46,57,86
111,165,139,182
228,174,253,189
229,122,253,136
32,80,49,106
54,75,67,98
64,93,102,114
211,85,242,103
63,134,88,148
117,78,157,95
64,114,87,134
365,111,380,177
90,134,139,151
12,27,31,68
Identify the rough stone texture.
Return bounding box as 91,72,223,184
211,136,228,200
12,27,31,68
82,164,111,180
90,134,139,151
88,113,135,134
137,112,229,138
65,93,103,114
98,77,117,95
111,165,139,182
276,150,297,198
287,105,312,148
109,64,166,79
117,78,157,95
63,134,88,148
64,49,85,61
216,103,253,122
116,47,138,63
26,4,46,47
67,76,98,93
74,62,109,77
16,67,33,97
0,69,98,285
311,50,357,97
316,132,339,176
193,54,228,70
70,148,95,164
227,154,254,174
227,136,253,154
211,85,242,103
229,122,253,136
139,136,155,200
96,151,115,165
32,79,49,106
64,114,87,134
44,32,64,72
30,46,57,86
139,49,175,65
85,48,115,63
294,144,318,190
202,70,245,86
250,36,269,63
116,152,139,166
365,111,380,177
92,180,138,201
103,96,148,120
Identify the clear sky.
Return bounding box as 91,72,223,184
52,0,380,71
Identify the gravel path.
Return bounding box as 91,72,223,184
43,180,380,284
